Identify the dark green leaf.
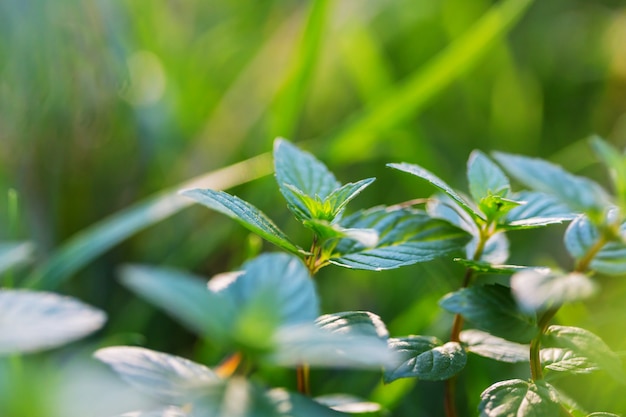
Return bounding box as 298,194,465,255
544,325,626,384
541,347,598,376
439,284,538,343
564,213,626,275
330,206,471,270
274,138,340,221
180,189,304,255
94,346,219,404
0,289,106,355
0,242,33,275
511,270,597,313
460,329,528,363
120,265,235,342
479,379,560,417
388,162,483,220
467,150,511,203
384,336,466,382
316,394,382,415
492,151,611,218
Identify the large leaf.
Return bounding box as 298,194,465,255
387,162,483,220
511,270,597,313
179,189,303,255
120,265,236,342
274,138,341,221
0,289,106,355
330,206,471,270
94,346,219,404
541,347,598,376
460,329,528,363
439,284,538,343
0,242,33,275
564,213,626,275
543,325,626,384
479,379,560,417
492,151,611,218
505,191,578,228
384,336,466,382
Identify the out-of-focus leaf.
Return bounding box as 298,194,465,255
267,388,347,417
94,347,219,404
179,189,303,255
472,231,509,264
330,206,471,270
564,214,626,275
511,270,597,313
384,336,466,382
323,178,376,220
543,325,626,384
0,289,106,355
315,394,383,415
439,284,537,343
0,242,33,275
541,348,598,376
492,152,611,218
460,329,528,363
116,406,188,417
590,136,626,211
316,311,389,340
479,379,560,416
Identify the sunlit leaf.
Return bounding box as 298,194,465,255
460,329,528,363
268,388,347,417
0,289,106,355
541,347,598,376
316,394,383,415
116,406,188,417
479,379,560,416
0,242,33,275
467,150,511,203
324,178,376,220
589,136,626,211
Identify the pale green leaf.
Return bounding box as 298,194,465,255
505,191,578,229
467,150,511,203
324,178,376,220
316,394,382,415
590,136,626,211
511,270,598,313
454,259,548,274
439,284,538,343
0,289,106,355
0,242,33,275
384,336,466,382
479,379,560,416
460,329,528,363
268,388,347,417
330,206,471,270
541,347,598,376
180,189,303,255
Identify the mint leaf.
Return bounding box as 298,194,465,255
388,162,483,220
564,213,626,275
454,259,548,274
504,191,577,229
541,347,598,376
479,379,560,417
439,284,538,343
467,150,511,203
180,189,304,255
384,336,466,382
511,270,597,313
324,178,376,220
330,206,471,270
315,394,382,414
0,289,106,355
492,151,611,218
460,329,528,363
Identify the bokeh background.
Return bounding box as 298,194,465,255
2,0,626,415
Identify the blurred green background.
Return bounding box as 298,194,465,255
2,0,626,415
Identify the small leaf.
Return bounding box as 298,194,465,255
511,270,598,313
274,138,341,221
544,325,626,384
541,347,598,375
478,195,522,224
479,379,560,417
388,162,483,220
564,213,626,275
439,284,537,343
467,150,511,203
316,394,383,415
180,189,304,255
94,346,219,404
384,336,466,382
316,311,389,340
330,206,471,270
505,190,578,228
302,219,378,247
120,265,235,342
0,289,106,355
590,135,626,210
460,329,528,363
492,151,611,218
0,242,33,274
587,413,621,417
324,178,376,220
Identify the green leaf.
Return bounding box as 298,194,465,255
0,242,33,275
439,284,538,343
113,407,187,417
454,259,548,274
564,213,626,275
316,311,389,340
505,191,579,228
511,270,598,313
541,347,598,376
492,151,611,218
330,206,471,270
316,394,383,415
274,138,341,221
0,289,106,355
120,265,236,342
467,150,511,203
301,219,378,247
94,346,219,404
387,162,483,221
543,325,626,384
384,336,466,382
479,379,560,417
587,413,621,417
180,189,304,255
268,388,348,417
324,178,376,220
590,136,626,211
460,329,528,363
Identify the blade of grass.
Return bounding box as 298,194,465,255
24,153,273,290
324,0,535,164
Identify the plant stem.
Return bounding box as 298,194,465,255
296,364,311,395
